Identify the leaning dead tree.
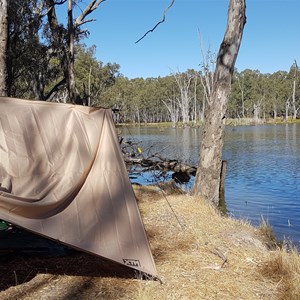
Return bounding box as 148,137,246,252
191,0,246,206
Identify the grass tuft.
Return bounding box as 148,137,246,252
258,216,278,249
259,248,300,300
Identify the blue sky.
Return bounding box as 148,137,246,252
67,0,300,78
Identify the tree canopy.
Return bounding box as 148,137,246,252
1,1,299,122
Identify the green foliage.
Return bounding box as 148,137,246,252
5,2,300,122
74,44,120,106
7,1,47,98
101,76,173,123
229,67,299,120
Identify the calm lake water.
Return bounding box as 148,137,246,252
120,123,300,247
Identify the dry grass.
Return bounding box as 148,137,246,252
258,217,278,250
134,184,300,300
1,184,300,299
259,248,300,300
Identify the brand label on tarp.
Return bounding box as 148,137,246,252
123,259,141,267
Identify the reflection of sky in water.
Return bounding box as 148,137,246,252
223,124,300,245
121,124,300,246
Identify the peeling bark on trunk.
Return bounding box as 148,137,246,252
191,0,246,206
0,0,8,96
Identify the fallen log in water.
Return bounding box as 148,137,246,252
120,138,197,182
123,156,197,176
120,138,227,192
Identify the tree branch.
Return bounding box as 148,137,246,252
45,77,66,100
135,0,175,44
54,0,67,4
76,18,96,27
75,0,106,28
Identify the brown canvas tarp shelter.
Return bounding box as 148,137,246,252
0,97,157,277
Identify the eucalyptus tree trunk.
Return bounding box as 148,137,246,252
253,101,261,123
163,98,179,128
292,61,298,119
292,80,297,119
173,71,192,123
46,0,105,104
191,0,246,206
193,75,198,124
67,0,78,104
200,94,205,122
285,98,290,121
272,106,277,120
237,74,245,118
0,0,8,96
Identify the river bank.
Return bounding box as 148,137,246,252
116,117,300,128
120,122,300,249
1,184,299,299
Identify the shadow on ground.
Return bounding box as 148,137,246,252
0,228,137,292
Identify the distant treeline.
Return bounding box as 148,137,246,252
5,3,299,124
9,40,299,124
100,66,300,124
